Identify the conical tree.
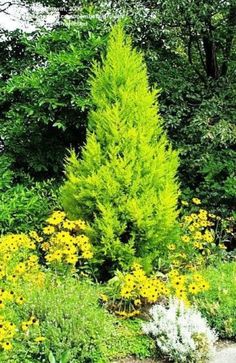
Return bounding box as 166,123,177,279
61,24,180,275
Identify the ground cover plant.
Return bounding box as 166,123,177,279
192,261,236,339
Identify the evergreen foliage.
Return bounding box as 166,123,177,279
61,24,180,275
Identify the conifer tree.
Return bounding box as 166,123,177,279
61,24,180,275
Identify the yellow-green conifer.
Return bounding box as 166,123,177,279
61,24,180,275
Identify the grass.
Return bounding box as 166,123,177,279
192,261,236,339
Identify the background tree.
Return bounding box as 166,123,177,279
0,10,108,178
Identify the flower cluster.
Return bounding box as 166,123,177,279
169,198,227,270
102,264,210,317
168,270,209,306
36,211,93,269
143,298,217,363
102,263,167,317
0,317,16,351
0,233,44,287
0,233,45,352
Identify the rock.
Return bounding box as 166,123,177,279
211,345,236,363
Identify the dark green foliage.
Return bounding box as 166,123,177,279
193,262,236,338
0,11,108,178
61,24,180,275
0,29,35,82
0,155,59,234
127,1,236,216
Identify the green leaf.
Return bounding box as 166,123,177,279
60,351,71,363
49,351,57,363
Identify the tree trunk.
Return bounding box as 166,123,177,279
202,34,219,79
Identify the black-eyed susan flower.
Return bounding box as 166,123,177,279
34,336,46,343
192,197,201,205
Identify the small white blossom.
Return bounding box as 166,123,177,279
142,298,217,362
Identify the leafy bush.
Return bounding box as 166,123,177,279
143,298,217,363
0,155,14,191
0,179,59,235
0,274,153,363
0,10,108,178
192,262,236,338
61,24,180,277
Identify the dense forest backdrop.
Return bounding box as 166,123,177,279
0,0,235,234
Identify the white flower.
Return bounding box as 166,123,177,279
142,298,217,363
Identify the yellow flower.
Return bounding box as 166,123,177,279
29,316,39,325
29,231,41,242
120,287,132,298
42,242,50,250
132,262,142,270
188,283,199,294
100,294,109,302
203,231,214,243
168,270,179,278
2,341,13,350
34,336,46,343
75,219,87,230
192,198,201,205
190,213,198,220
181,235,190,243
181,200,189,206
134,298,141,306
193,242,203,249
43,226,55,235
66,255,78,264
22,322,30,332
171,276,185,288
184,216,193,223
192,273,203,281
200,281,210,291
63,220,76,230
82,251,93,259
167,244,176,251
16,296,25,305
188,225,196,232
46,211,65,225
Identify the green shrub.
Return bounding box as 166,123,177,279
0,179,59,235
192,262,236,338
1,274,153,363
61,24,180,277
0,155,14,191
0,11,108,178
